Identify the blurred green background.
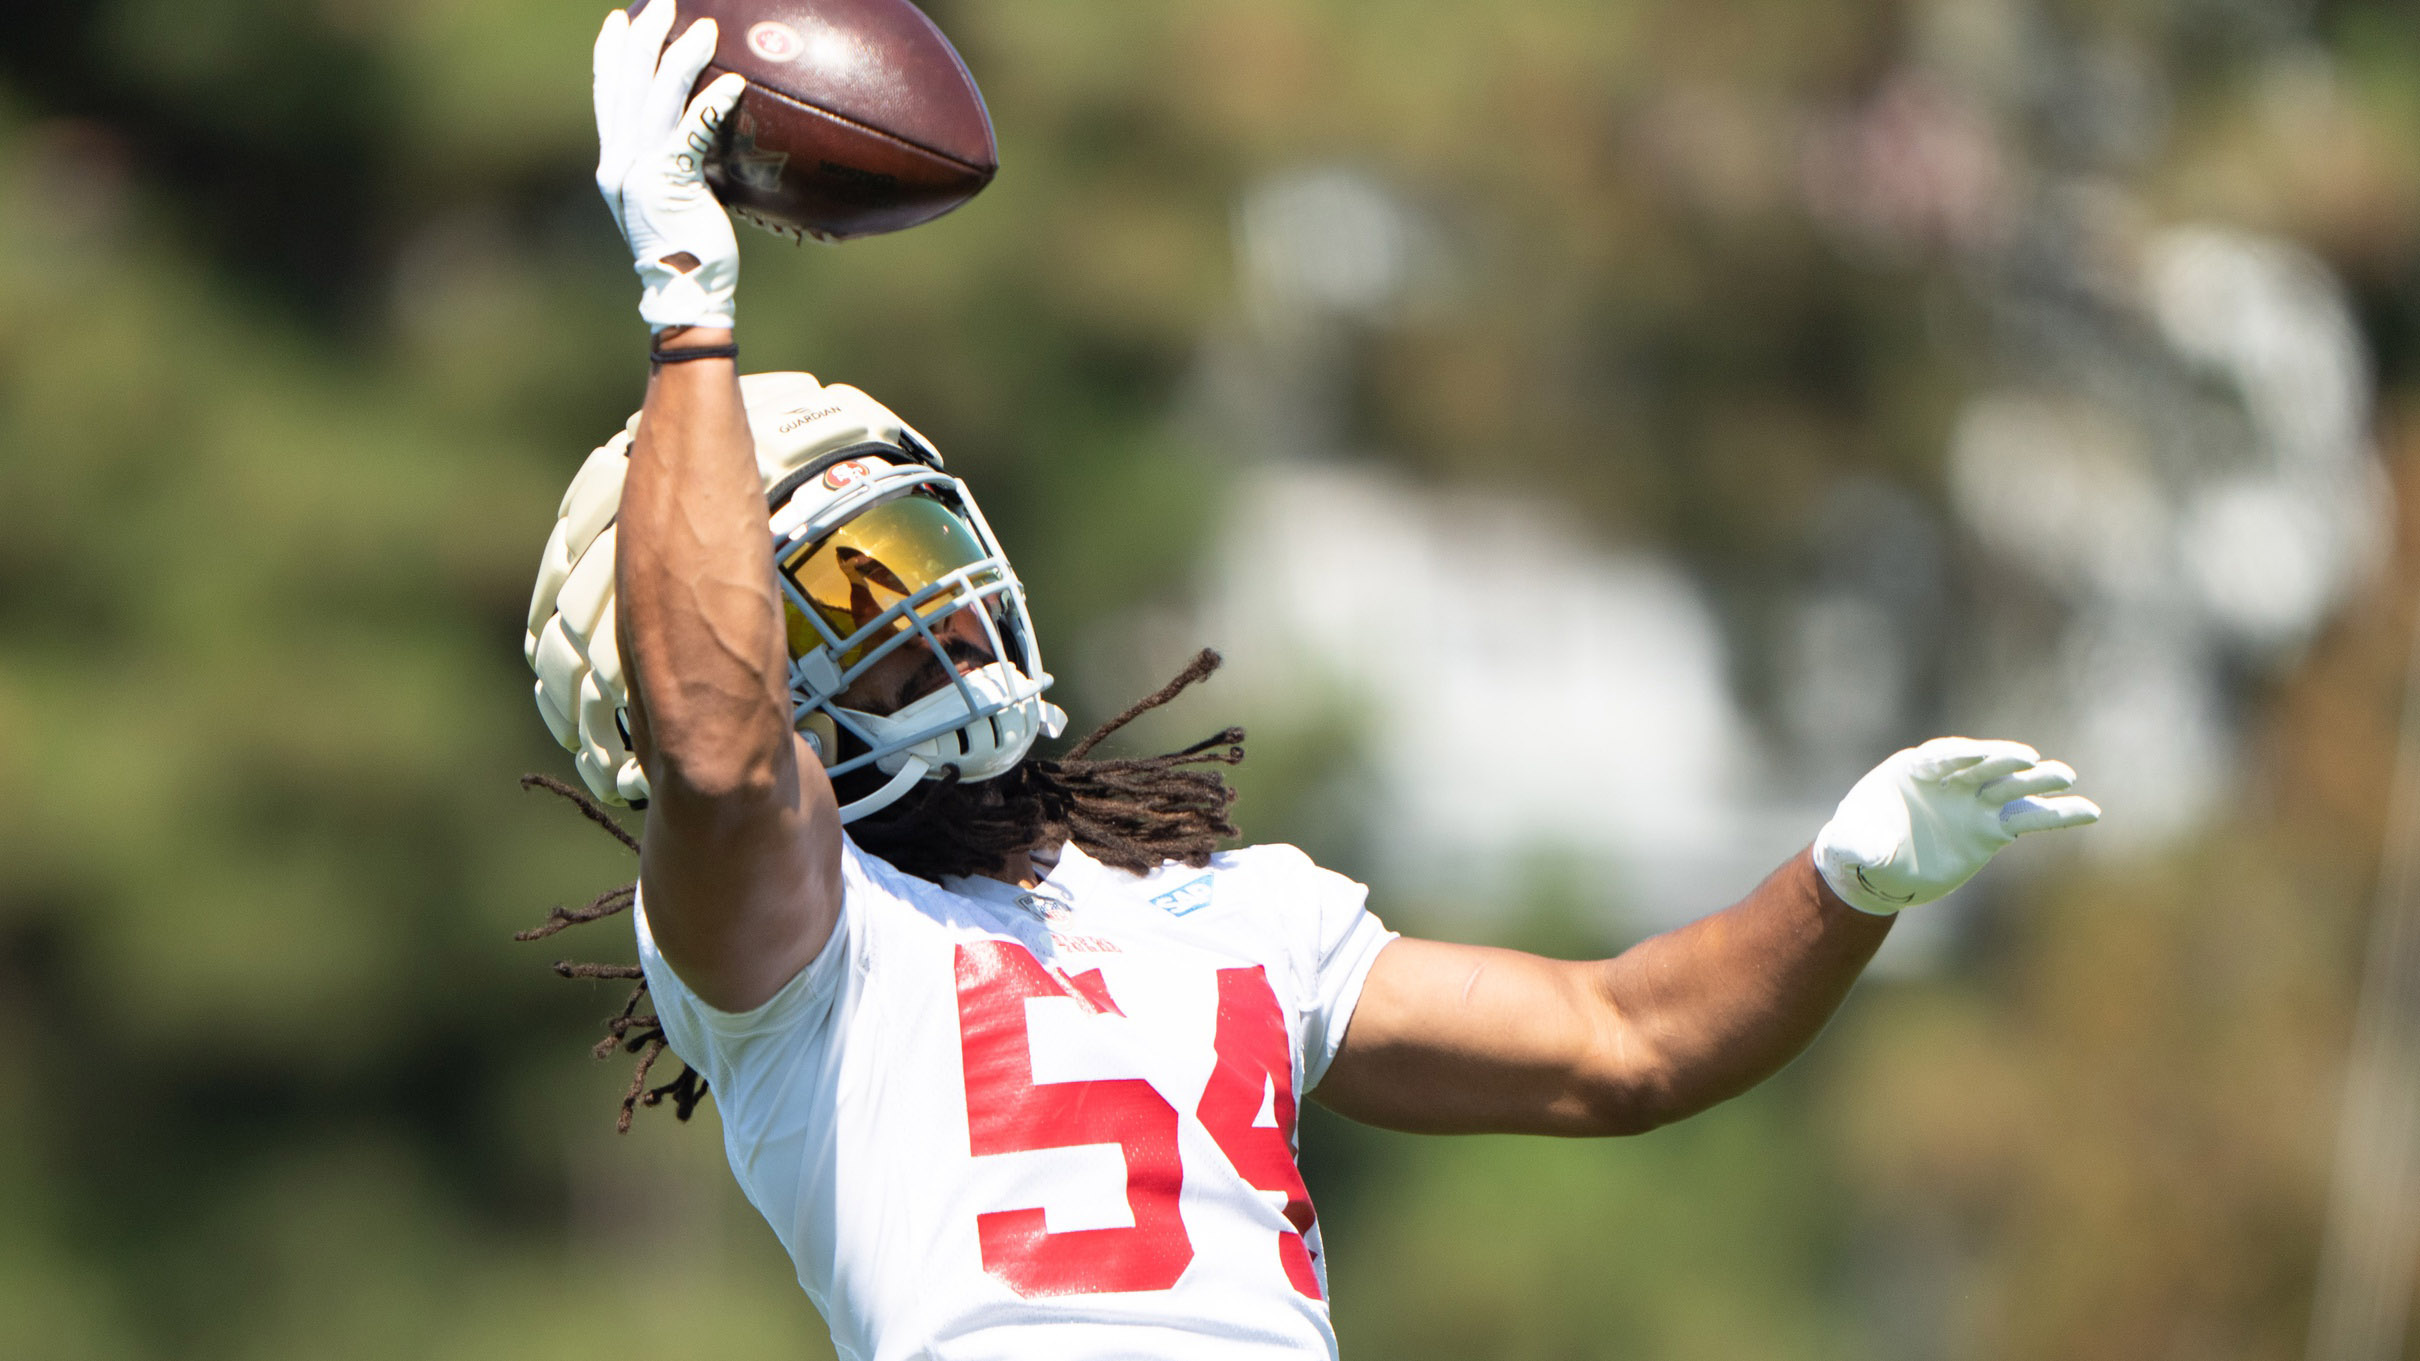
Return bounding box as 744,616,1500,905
4,0,2420,1357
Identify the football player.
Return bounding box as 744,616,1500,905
525,8,2101,1357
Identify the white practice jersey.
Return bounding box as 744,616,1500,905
635,836,1397,1361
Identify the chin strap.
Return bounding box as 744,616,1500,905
814,663,1068,823
836,754,929,823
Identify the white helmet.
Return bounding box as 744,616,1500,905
526,372,1064,819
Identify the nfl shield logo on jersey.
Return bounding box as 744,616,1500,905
1014,890,1072,923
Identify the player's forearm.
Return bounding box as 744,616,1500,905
1322,744,2092,1138
1583,850,1888,1129
616,333,794,806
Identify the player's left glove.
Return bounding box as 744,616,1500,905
592,1,747,332
1813,737,2100,916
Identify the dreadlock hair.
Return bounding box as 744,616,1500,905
511,779,706,1134
519,648,1244,1130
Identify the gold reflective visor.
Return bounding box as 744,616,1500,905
779,494,1000,669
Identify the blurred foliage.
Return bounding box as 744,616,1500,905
1,0,2419,1358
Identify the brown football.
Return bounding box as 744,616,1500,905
627,0,996,241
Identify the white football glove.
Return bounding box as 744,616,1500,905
1813,737,2101,916
593,2,746,332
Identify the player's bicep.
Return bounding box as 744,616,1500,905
1313,936,1653,1137
637,729,844,1014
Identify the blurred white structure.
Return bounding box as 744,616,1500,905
1151,164,1985,955
1946,223,2387,845
1177,166,1824,934
1153,155,2383,948
1198,461,1816,929
1236,167,1441,326
2150,226,2388,651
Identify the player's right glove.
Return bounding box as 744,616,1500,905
1812,737,2101,916
592,1,747,332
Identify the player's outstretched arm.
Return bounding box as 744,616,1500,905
1314,739,2098,1136
597,2,843,1013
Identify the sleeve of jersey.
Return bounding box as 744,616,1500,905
1265,846,1398,1094
632,842,875,1098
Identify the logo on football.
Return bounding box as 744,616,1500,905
746,21,803,62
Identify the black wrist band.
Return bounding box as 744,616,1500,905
649,342,739,365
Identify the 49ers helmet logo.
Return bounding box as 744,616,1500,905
822,456,884,490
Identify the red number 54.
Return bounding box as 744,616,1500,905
955,940,1322,1300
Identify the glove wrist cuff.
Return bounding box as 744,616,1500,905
634,255,737,332
1810,834,1910,917
637,291,736,332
